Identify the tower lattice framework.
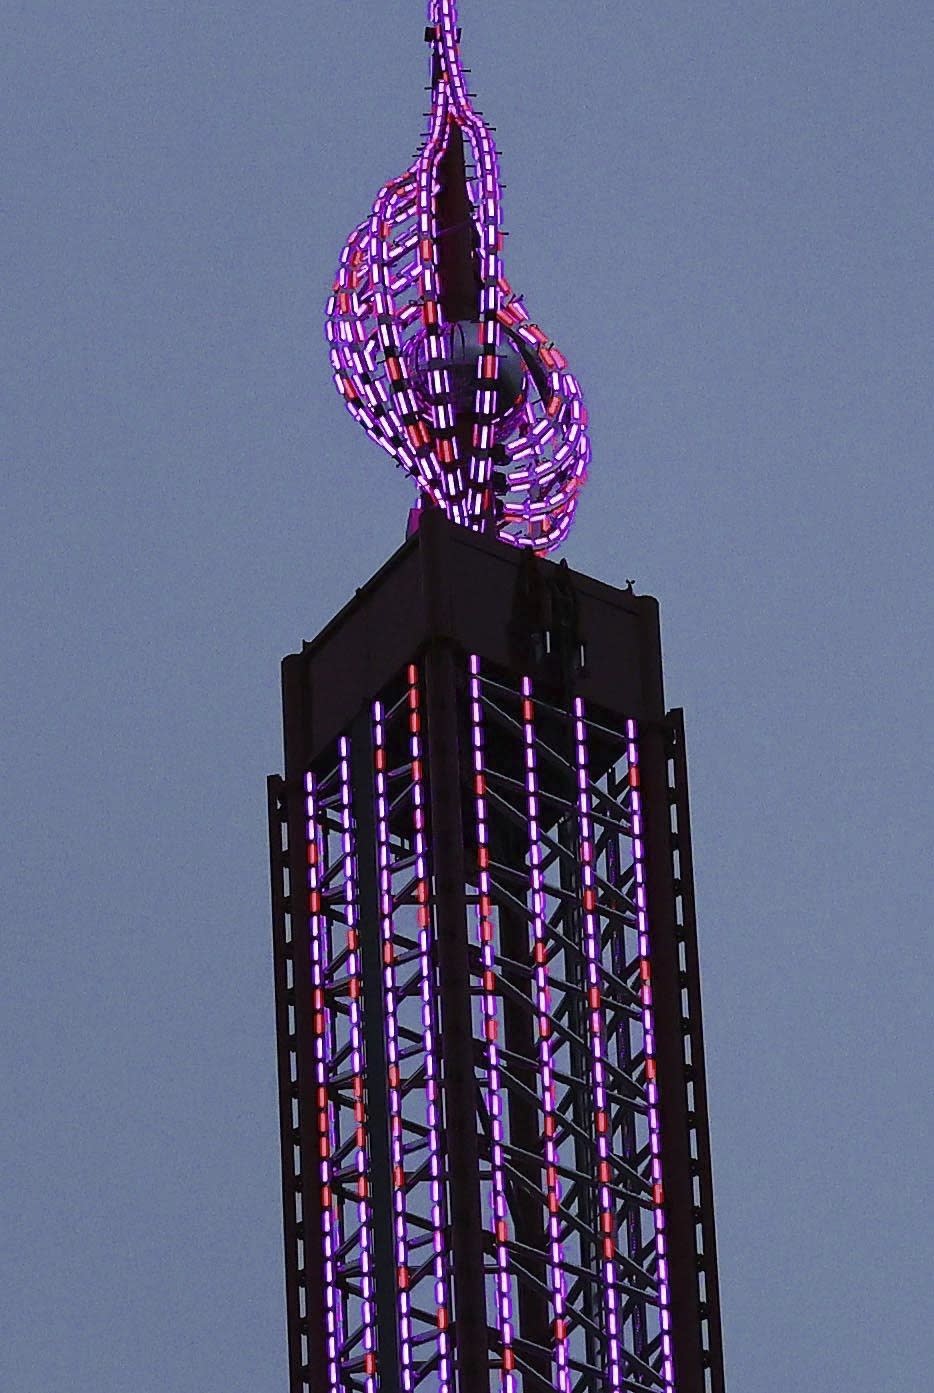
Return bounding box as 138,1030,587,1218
269,518,726,1393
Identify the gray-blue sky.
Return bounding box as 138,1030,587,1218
2,1,931,1389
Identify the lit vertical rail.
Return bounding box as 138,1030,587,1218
371,704,415,1393
468,655,517,1389
521,676,572,1393
572,698,625,1392
337,737,379,1393
626,719,676,1393
304,773,342,1393
406,666,454,1393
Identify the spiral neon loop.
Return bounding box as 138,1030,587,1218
325,0,591,552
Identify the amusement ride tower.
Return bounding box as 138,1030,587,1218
268,6,727,1393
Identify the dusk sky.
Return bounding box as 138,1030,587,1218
2,2,931,1389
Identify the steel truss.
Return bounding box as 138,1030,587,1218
269,655,723,1393
466,661,672,1393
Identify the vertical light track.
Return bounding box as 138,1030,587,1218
304,773,342,1393
337,737,379,1393
406,665,454,1393
468,656,516,1390
520,676,572,1393
372,704,415,1393
571,699,624,1390
625,720,676,1393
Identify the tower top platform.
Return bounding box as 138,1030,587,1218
283,510,666,771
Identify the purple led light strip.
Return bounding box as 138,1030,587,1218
520,676,572,1393
304,772,342,1393
571,699,624,1390
372,703,415,1392
406,667,453,1392
337,737,379,1393
625,719,676,1393
468,656,516,1389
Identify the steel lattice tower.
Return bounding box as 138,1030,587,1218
269,8,726,1393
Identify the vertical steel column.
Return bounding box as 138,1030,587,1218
636,612,706,1393
424,641,490,1393
351,711,401,1393
605,766,650,1368
497,835,552,1392
669,709,727,1393
268,777,307,1393
468,656,517,1390
280,657,329,1393
556,811,601,1376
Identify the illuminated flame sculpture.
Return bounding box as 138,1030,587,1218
326,0,590,553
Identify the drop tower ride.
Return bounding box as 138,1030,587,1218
268,7,727,1393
